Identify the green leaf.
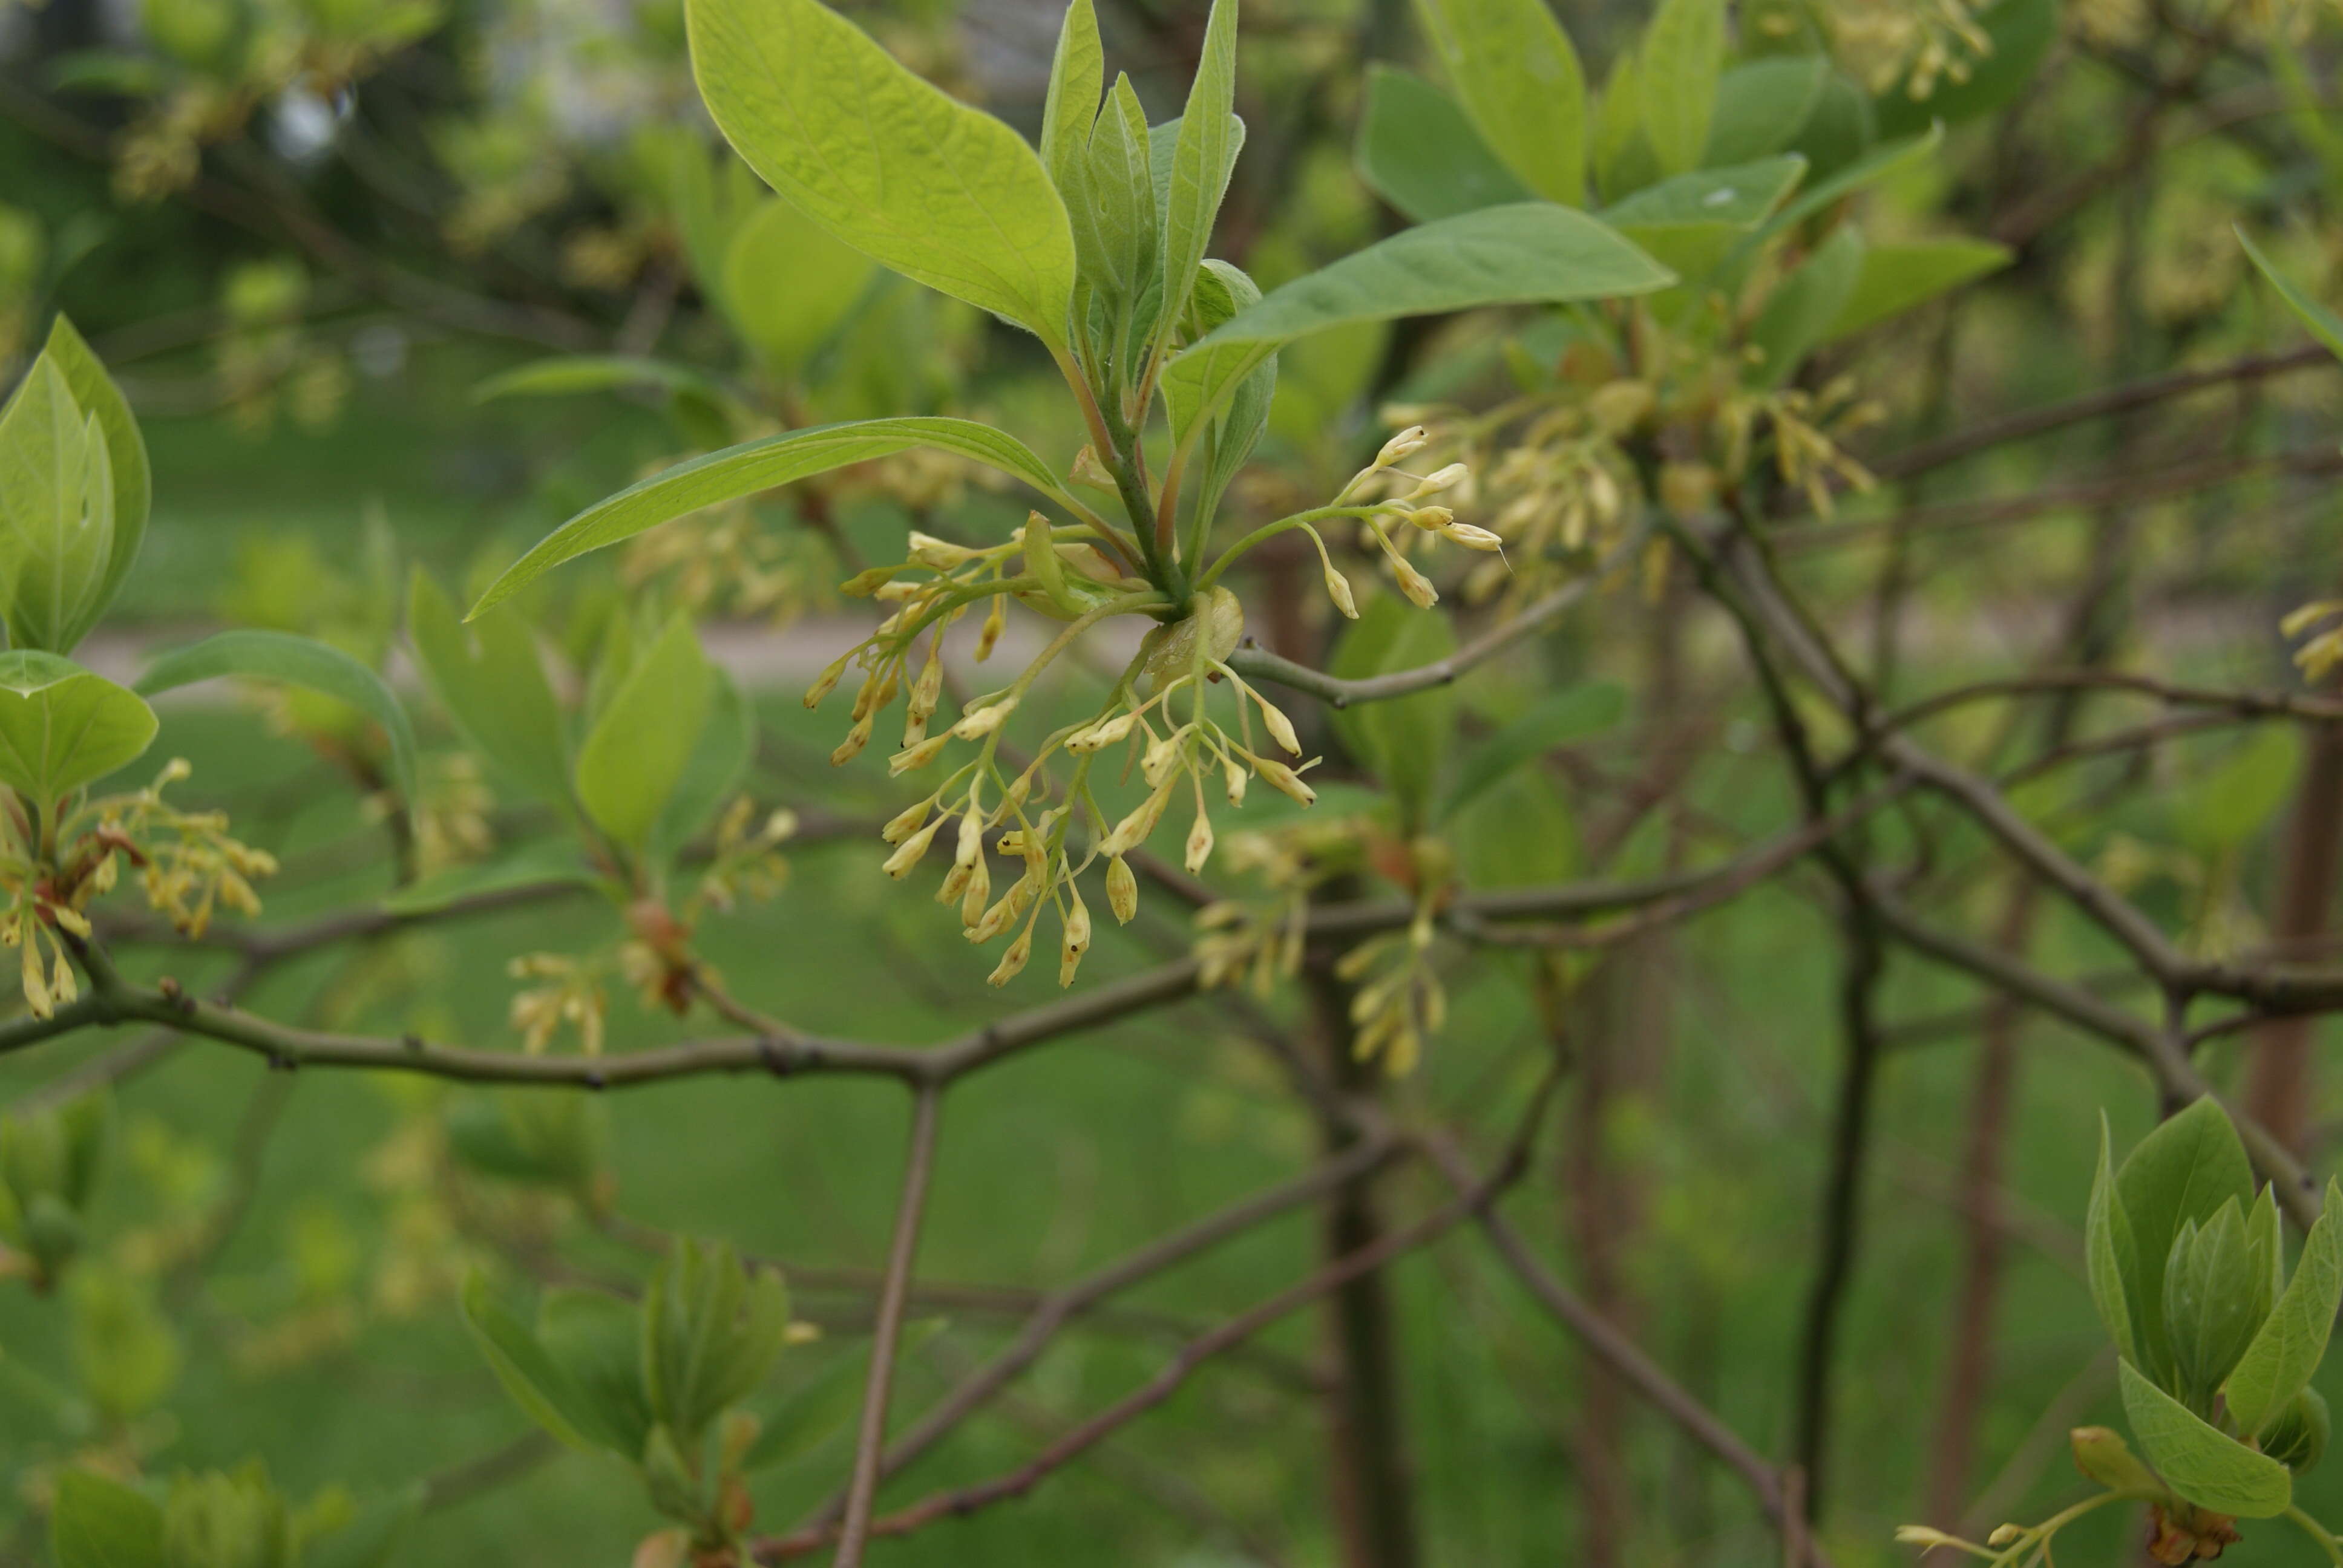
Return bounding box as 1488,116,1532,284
1592,48,1658,201
471,418,1074,616
2240,228,2343,362
1639,0,1726,176
1873,0,2054,137
0,651,156,811
1412,0,1588,205
50,1469,163,1568
641,1237,792,1446
35,318,148,639
687,0,1077,347
458,1271,611,1454
2088,1114,2141,1366
1355,66,1532,224
1439,681,1624,823
2118,1096,2256,1386
1329,595,1457,831
1705,57,1829,164
723,198,882,379
134,629,418,803
0,357,114,655
1158,0,1240,358
575,617,715,850
1084,75,1159,304
537,1285,655,1459
1745,224,1866,387
2226,1180,2343,1438
1825,237,2012,340
1040,0,1105,204
2164,1199,2267,1411
652,663,754,860
471,355,743,422
1728,123,1940,283
407,569,572,809
379,838,598,916
1453,765,1579,888
2120,1358,2293,1518
1599,155,1806,282
2179,725,2302,852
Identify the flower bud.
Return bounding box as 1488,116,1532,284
955,807,986,867
831,714,874,766
951,696,1018,740
1405,505,1454,531
1067,710,1138,753
882,817,945,878
1254,698,1301,756
1323,563,1358,618
1407,463,1469,499
906,531,978,569
880,797,932,845
1185,806,1216,874
1058,896,1091,987
888,733,949,776
805,654,851,709
1224,759,1248,805
1254,757,1317,806
839,565,902,598
959,851,991,928
987,926,1034,986
1391,555,1438,609
1440,521,1505,552
1375,426,1429,467
1106,855,1138,923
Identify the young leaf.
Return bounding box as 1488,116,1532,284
470,419,1078,616
1329,595,1457,832
2117,1096,2256,1385
2119,1359,2293,1518
1745,224,1866,387
33,317,148,639
1173,203,1670,431
1083,75,1159,302
2225,1180,2343,1439
687,0,1077,347
407,570,572,809
651,663,754,860
0,358,114,655
0,651,157,811
1639,0,1726,177
1599,155,1806,283
575,617,716,851
134,629,419,803
1705,57,1829,164
1158,0,1240,359
1824,237,2013,341
1356,67,1531,225
2164,1199,2264,1410
1412,0,1588,205
1040,0,1105,201
379,838,599,916
536,1286,656,1460
2088,1114,2141,1366
1438,681,1625,823
721,201,877,377
641,1237,791,1445
458,1272,611,1453
50,1469,164,1568
2240,228,2343,363
1592,48,1657,201
471,355,749,432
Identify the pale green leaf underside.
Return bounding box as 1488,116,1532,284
2225,1179,2343,1437
135,629,418,803
687,0,1076,346
2120,1359,2292,1518
1826,237,2013,341
470,417,1073,615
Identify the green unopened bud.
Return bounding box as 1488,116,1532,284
2071,1425,2163,1495
1105,855,1138,924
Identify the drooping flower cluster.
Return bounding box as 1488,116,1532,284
0,759,280,1019
2284,599,2343,681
